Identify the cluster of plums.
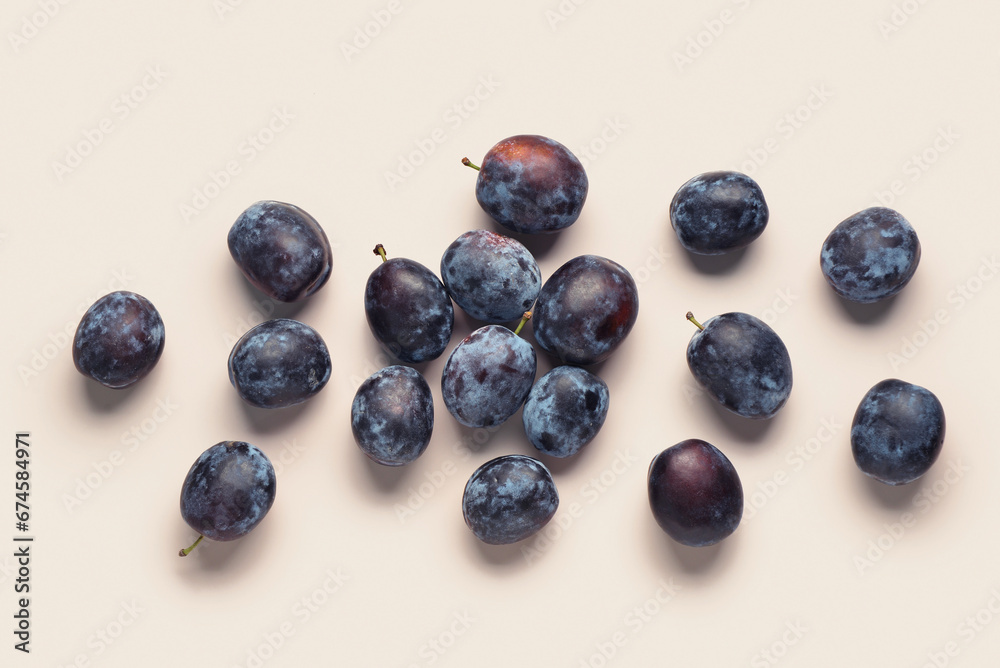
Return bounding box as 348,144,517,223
68,133,946,556
356,136,637,544
654,170,945,547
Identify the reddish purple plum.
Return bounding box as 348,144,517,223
464,135,588,234
648,439,743,547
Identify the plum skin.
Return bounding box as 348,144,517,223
474,135,588,234
531,255,639,365
365,256,454,364
440,229,541,323
72,290,165,389
522,366,609,458
647,440,743,547
686,312,793,419
180,441,276,542
669,171,769,255
820,207,921,303
228,200,333,303
462,455,559,545
351,365,434,466
441,325,536,428
228,318,331,409
851,379,945,485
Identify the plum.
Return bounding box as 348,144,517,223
531,255,638,365
464,135,588,234
647,439,743,547
820,207,920,303
228,200,332,302
73,290,165,389
462,454,558,545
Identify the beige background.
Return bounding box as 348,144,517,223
3,1,999,666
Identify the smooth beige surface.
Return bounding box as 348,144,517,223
3,1,999,666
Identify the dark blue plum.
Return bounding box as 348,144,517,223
686,312,792,419
468,135,588,234
73,290,165,389
648,439,743,547
851,379,945,485
532,255,638,365
462,454,559,545
228,318,331,409
820,207,921,303
669,170,768,255
440,229,541,323
522,366,609,458
228,200,332,303
365,246,454,363
179,441,276,554
351,365,434,466
441,324,536,428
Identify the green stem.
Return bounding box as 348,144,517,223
179,535,204,557
373,244,388,263
513,311,532,336
686,311,705,331
461,157,480,171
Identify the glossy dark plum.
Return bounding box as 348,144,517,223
228,200,332,302
179,441,276,550
440,229,541,323
470,135,588,234
73,290,165,389
647,439,743,547
228,318,331,409
365,246,454,363
669,171,768,255
351,365,434,466
441,324,536,428
532,255,638,365
522,366,609,458
851,379,945,485
686,312,792,419
462,455,559,545
820,207,921,303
